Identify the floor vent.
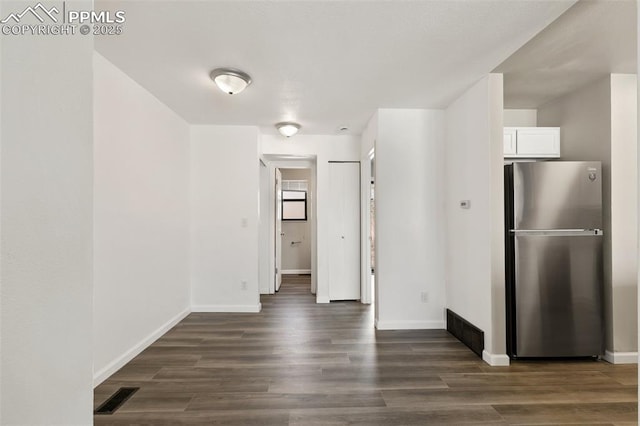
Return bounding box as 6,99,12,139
94,387,139,415
446,309,484,357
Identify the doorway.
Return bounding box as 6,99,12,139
360,149,376,307
370,155,376,304
279,168,313,283
259,157,317,297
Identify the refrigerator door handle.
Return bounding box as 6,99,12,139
511,229,604,236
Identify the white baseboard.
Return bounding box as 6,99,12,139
93,307,190,388
375,320,445,330
482,350,511,366
604,350,638,364
191,304,262,313
282,269,311,275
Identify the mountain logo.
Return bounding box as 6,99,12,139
1,3,60,24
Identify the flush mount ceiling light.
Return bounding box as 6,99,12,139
210,68,252,95
276,122,301,138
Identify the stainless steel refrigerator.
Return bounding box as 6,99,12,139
504,161,604,358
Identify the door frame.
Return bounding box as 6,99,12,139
275,168,283,292
261,157,317,296
361,148,375,305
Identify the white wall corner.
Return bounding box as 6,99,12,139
481,350,510,367
93,308,191,387
375,320,445,330
191,304,262,313
604,350,639,364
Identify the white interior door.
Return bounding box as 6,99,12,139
328,162,361,300
275,168,283,291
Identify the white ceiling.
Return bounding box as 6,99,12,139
496,0,637,109
95,0,576,135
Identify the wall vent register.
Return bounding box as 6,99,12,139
446,309,484,357
94,387,140,415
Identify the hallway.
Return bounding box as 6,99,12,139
94,275,637,425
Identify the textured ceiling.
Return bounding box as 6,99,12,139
95,1,575,135
496,0,637,109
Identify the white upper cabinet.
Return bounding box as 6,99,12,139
504,127,560,158
503,128,517,156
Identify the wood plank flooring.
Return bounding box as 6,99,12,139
94,275,638,425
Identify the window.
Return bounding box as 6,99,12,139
282,190,307,221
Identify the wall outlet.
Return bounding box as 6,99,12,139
241,280,248,290
421,292,429,303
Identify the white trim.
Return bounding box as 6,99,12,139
191,304,262,313
360,150,373,306
375,320,445,330
282,269,311,275
317,297,330,304
93,307,190,387
263,158,317,299
604,350,638,364
482,350,511,366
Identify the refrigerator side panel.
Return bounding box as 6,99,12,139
513,162,602,230
504,165,517,357
514,234,604,357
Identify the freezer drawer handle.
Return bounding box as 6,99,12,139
511,229,604,236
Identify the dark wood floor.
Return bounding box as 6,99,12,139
94,275,638,425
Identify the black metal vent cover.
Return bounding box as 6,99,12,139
446,309,485,357
94,387,139,415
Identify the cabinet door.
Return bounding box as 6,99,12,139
504,128,517,155
328,162,361,301
516,128,560,157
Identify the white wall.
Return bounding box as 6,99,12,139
537,77,611,161
488,75,507,360
0,7,94,423
610,74,638,356
262,135,360,303
93,53,191,385
375,109,446,330
259,160,271,294
191,126,261,312
280,168,312,273
504,109,537,127
445,75,507,365
0,22,3,426
281,222,312,272
538,76,639,361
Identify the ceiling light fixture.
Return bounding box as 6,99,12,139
210,68,252,95
276,122,301,138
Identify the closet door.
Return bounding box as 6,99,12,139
328,162,361,300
